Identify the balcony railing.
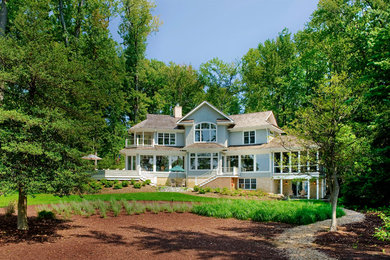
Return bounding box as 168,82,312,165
126,137,153,147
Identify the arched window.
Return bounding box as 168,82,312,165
195,122,217,142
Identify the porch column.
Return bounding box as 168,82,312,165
321,178,324,198
137,154,141,174
238,155,241,173
280,178,283,195
153,155,156,172
125,156,129,170
307,179,310,199
316,178,319,200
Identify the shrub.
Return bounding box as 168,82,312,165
113,183,123,189
205,187,212,193
193,186,200,192
5,201,16,217
113,180,119,185
133,182,142,189
192,200,345,225
37,210,56,220
100,179,108,187
122,180,129,187
144,179,151,185
374,213,390,241
214,188,221,193
107,180,115,188
221,187,231,195
130,179,136,185
88,180,102,193
198,188,206,194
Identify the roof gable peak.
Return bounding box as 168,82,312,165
177,101,234,124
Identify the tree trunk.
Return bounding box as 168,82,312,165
329,172,340,232
74,0,84,38
0,0,8,36
17,186,28,230
58,0,69,46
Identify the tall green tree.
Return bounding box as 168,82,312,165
119,0,160,124
0,0,125,229
293,74,360,231
198,57,241,115
242,29,303,126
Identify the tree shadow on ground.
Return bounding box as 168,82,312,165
314,213,390,259
218,221,294,240
75,230,127,245
122,225,288,259
0,215,77,244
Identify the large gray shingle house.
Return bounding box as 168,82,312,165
96,101,325,199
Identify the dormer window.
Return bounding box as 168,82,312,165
243,131,255,144
195,122,217,142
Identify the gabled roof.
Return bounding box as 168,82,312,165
177,101,234,124
228,111,283,133
130,114,181,132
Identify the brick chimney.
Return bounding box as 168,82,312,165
174,104,182,118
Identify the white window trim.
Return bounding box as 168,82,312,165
157,132,176,146
190,152,219,171
273,151,319,174
240,154,255,172
238,178,257,190
242,130,256,145
194,122,217,143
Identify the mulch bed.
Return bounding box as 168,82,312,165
314,213,390,259
0,211,292,259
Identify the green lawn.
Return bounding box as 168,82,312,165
0,192,217,207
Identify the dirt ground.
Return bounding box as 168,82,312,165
0,208,291,260
315,213,390,259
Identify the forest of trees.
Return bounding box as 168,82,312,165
0,0,388,229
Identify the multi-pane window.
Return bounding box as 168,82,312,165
158,133,175,145
195,123,216,142
190,153,218,170
140,155,153,171
156,156,169,171
238,179,256,190
241,155,254,172
243,131,255,144
273,151,319,173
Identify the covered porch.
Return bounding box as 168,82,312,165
273,175,326,200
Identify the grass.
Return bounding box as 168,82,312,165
0,192,217,207
38,200,192,219
192,199,345,225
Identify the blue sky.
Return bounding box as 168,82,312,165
109,0,319,69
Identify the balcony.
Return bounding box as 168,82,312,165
126,132,153,147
